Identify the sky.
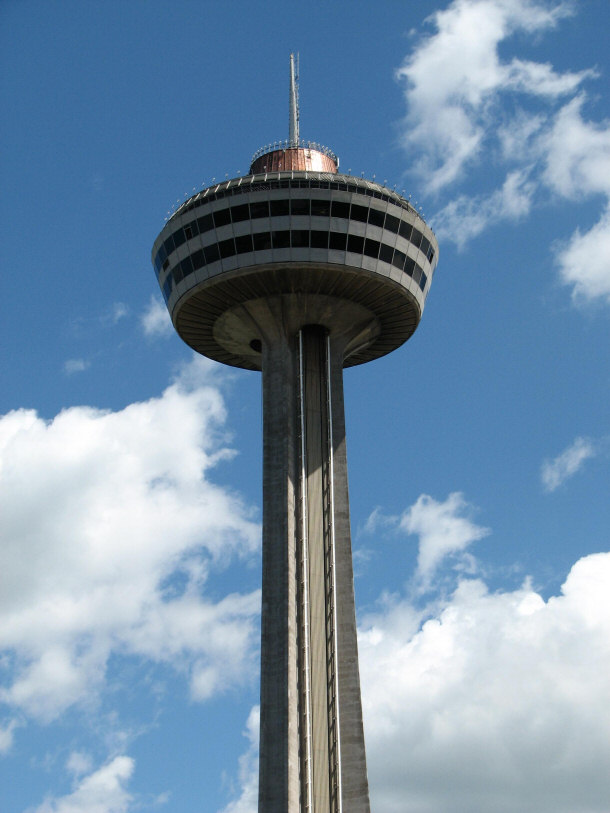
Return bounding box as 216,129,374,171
1,0,609,811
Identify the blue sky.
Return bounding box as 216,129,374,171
1,1,609,811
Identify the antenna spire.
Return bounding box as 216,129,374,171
289,52,299,147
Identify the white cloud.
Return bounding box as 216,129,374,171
359,551,610,813
543,96,610,199
541,436,596,491
396,0,585,193
554,203,610,305
0,356,260,725
400,493,490,590
141,296,173,338
0,718,18,754
64,359,90,375
432,168,535,247
33,756,134,813
218,706,259,813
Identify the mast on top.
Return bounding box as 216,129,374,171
289,52,299,147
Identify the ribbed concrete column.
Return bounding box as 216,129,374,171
258,316,370,812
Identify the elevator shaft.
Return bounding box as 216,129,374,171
259,324,369,813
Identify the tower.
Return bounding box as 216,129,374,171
151,55,438,812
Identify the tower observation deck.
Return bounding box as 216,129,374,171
151,55,439,813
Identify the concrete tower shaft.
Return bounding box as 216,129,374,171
151,57,439,812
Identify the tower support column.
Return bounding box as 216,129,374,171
259,319,370,812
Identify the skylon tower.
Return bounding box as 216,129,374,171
151,55,439,813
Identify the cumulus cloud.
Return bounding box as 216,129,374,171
218,706,259,813
141,295,173,338
359,551,610,813
33,756,134,813
541,436,596,491
397,0,610,304
400,492,490,590
396,0,586,193
0,356,260,725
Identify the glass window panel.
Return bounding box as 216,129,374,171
331,200,350,219
290,198,310,216
270,199,290,216
163,277,172,302
183,225,193,240
310,230,328,248
173,265,184,284
291,230,309,248
350,204,368,223
231,204,250,223
364,238,380,258
368,208,385,228
218,238,236,258
272,230,290,249
404,257,416,277
311,199,330,217
399,220,412,240
392,249,406,270
384,214,399,234
197,214,213,234
204,243,220,264
213,208,231,228
347,234,365,253
181,256,194,276
420,236,430,257
412,264,422,284
250,201,270,219
379,243,394,263
329,231,346,250
427,245,435,262
235,234,253,254
173,228,187,248
419,270,428,291
191,249,205,270
253,232,272,251
163,235,175,256
411,228,423,248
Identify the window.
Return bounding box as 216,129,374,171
419,270,428,291
290,198,310,216
163,277,172,302
191,249,205,270
253,232,272,251
231,204,250,223
235,234,253,254
384,214,399,234
197,213,213,234
184,225,193,240
310,230,328,248
392,249,406,270
379,243,394,264
270,199,289,216
329,232,346,250
291,230,309,248
250,201,270,219
172,228,187,249
411,228,422,248
163,235,175,256
204,243,220,264
364,238,380,258
218,238,236,258
404,257,415,277
399,220,412,241
368,208,385,228
311,199,330,217
331,200,350,219
347,234,364,253
213,208,231,228
350,204,368,223
272,230,290,249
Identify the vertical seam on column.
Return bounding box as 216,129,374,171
298,329,314,813
327,334,343,813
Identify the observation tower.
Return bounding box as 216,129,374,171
151,54,439,813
